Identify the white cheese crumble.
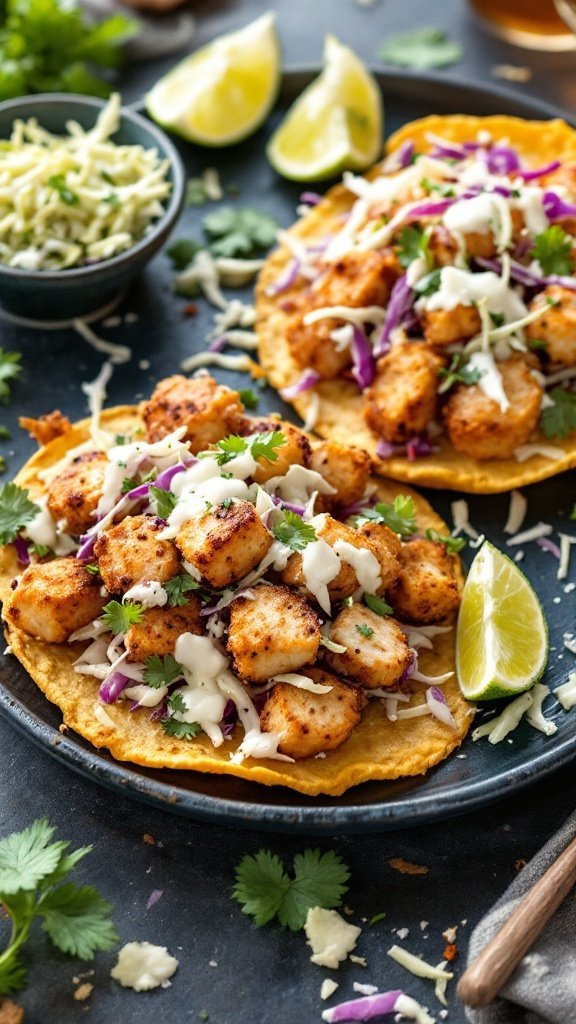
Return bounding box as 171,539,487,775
525,684,557,736
305,907,362,969
387,944,454,983
505,522,552,546
504,490,527,535
451,500,479,540
353,982,379,995
554,672,576,710
320,979,339,1000
472,692,533,743
110,942,179,991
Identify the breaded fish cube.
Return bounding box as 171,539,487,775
309,440,372,510
260,667,364,759
442,355,542,460
46,451,109,535
363,343,443,444
387,538,459,623
175,499,272,589
235,416,312,483
4,558,106,643
356,521,401,589
125,596,203,662
282,515,386,603
421,304,481,347
94,514,180,595
285,251,399,379
227,584,321,683
326,605,412,689
141,374,244,452
428,227,459,267
526,286,576,367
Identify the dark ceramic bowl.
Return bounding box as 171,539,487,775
0,94,186,321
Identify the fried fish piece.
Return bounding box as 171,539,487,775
4,558,105,643
94,514,180,594
19,410,72,446
526,286,576,367
282,515,387,603
309,440,372,511
125,597,203,662
141,374,244,452
387,538,459,624
260,667,365,759
227,584,321,683
234,415,312,483
326,605,412,689
46,451,108,536
363,343,443,444
175,499,272,589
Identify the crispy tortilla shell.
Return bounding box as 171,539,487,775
256,114,576,494
0,407,471,796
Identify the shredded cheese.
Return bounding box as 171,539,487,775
504,490,527,535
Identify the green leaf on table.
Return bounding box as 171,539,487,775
202,206,278,258
0,819,66,894
379,28,462,70
38,883,118,959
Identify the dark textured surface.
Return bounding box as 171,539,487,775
1,1,576,1021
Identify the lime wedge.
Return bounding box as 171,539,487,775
146,12,281,146
456,541,548,702
267,35,383,181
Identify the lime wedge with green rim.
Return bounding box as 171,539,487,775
456,541,548,702
146,12,281,146
267,35,383,181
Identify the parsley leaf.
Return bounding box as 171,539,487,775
202,206,278,258
531,226,573,276
364,593,393,617
144,654,183,688
438,353,483,392
0,819,67,895
238,388,259,410
149,486,177,519
397,226,432,269
379,27,462,70
164,572,201,607
166,237,202,270
0,350,22,403
101,600,143,635
540,388,576,439
0,483,39,545
272,510,317,552
356,495,416,538
213,434,248,465
161,718,202,739
233,849,350,932
38,883,117,959
425,528,466,554
356,623,374,638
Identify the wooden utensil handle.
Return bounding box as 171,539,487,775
458,832,576,1007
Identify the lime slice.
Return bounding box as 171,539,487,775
456,541,548,702
146,12,281,146
267,35,383,181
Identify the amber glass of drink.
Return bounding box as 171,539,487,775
469,0,576,49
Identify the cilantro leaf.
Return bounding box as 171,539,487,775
31,543,50,558
364,593,393,617
356,623,374,638
164,572,200,607
144,654,183,689
413,268,442,297
0,350,22,403
202,206,278,258
249,430,286,463
238,388,259,410
272,510,317,552
161,718,202,739
540,388,576,439
531,226,573,276
233,849,350,932
438,353,483,392
186,178,208,206
166,238,202,270
356,495,416,537
213,434,248,466
121,476,138,494
397,226,431,269
167,692,187,714
379,27,462,70
149,486,177,520
84,562,99,575
38,884,118,959
0,819,66,895
0,483,39,545
425,528,466,554
101,600,143,635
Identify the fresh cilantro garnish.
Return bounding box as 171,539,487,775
47,174,79,206
212,434,247,465
213,431,286,467
0,818,117,995
369,912,387,926
202,206,278,258
540,388,576,439
238,388,259,410
149,486,177,520
121,476,138,494
425,528,466,554
186,178,208,206
364,593,393,617
531,226,573,276
379,27,462,70
164,573,200,607
167,692,186,714
166,238,202,270
161,718,202,739
144,654,183,689
220,498,233,512
30,543,50,558
84,562,99,575
438,352,483,392
356,623,374,639
0,483,39,546
419,178,456,198
272,510,317,552
101,600,143,635
413,268,442,297
0,350,22,403
232,849,350,931
397,226,432,270
489,311,505,329
356,495,416,538
528,338,547,351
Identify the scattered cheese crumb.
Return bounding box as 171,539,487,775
492,63,532,82
442,926,457,944
451,500,478,539
73,983,94,1002
563,633,576,655
397,927,410,940
420,921,429,931
353,982,379,995
305,908,362,969
349,955,368,967
139,359,151,371
554,672,576,710
320,979,339,1001
506,522,552,546
388,944,454,984
504,490,527,535
209,960,218,967
514,550,525,562
522,953,550,978
110,942,178,991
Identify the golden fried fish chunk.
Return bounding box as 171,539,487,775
175,499,272,589
282,514,386,603
309,440,372,511
141,374,244,452
46,451,108,536
387,538,459,624
227,584,321,684
235,415,312,484
326,605,412,689
125,596,203,662
4,558,105,643
363,343,444,444
94,514,180,594
526,286,576,367
260,667,365,759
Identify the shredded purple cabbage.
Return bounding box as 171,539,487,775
396,139,415,168
76,533,96,561
13,536,30,566
376,439,397,459
251,689,270,715
350,325,376,389
208,336,227,353
146,889,164,910
537,536,561,558
476,256,576,293
399,649,417,684
374,274,413,357
125,461,190,503
322,989,404,1023
406,433,435,461
266,258,301,296
519,160,561,182
220,698,238,738
98,672,131,704
482,145,521,175
300,191,323,205
338,494,377,519
430,141,467,161
543,190,576,220
149,697,168,723
409,197,456,218
280,369,320,400
271,494,306,516
426,685,457,730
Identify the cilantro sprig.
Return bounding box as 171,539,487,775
101,600,143,635
164,572,200,607
364,593,393,617
272,510,317,552
202,206,278,258
531,226,573,276
379,27,462,70
0,350,22,404
144,654,183,689
540,388,576,439
0,483,39,546
356,623,374,639
438,353,483,393
355,495,417,538
232,849,350,931
149,486,177,520
397,225,432,270
211,431,286,467
0,818,117,995
425,528,466,554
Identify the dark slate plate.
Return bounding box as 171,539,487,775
0,71,575,833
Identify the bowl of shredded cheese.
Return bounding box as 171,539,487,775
0,92,185,320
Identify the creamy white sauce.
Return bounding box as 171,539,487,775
332,539,382,594
123,683,168,707
172,633,229,745
163,476,249,535
96,427,189,518
24,500,77,554
421,267,527,322
510,185,548,236
302,539,341,615
123,580,167,608
264,465,336,506
466,351,509,412
443,192,512,251
110,942,179,992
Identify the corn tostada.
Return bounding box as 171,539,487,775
0,374,470,796
256,114,576,493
